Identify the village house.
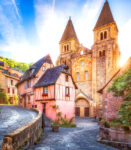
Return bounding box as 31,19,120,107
16,54,54,108
0,61,23,104
34,64,77,121
97,57,131,121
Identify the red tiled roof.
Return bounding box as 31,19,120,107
94,0,115,30
60,17,79,43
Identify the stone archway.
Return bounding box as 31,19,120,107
75,98,90,117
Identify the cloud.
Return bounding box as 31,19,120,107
119,18,131,65
11,0,21,19
34,0,104,64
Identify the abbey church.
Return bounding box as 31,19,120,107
56,0,121,117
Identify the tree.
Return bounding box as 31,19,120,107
108,68,131,101
0,92,9,104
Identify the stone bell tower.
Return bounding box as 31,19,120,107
56,17,79,73
92,0,121,114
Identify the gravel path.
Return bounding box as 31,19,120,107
29,117,118,150
0,105,37,149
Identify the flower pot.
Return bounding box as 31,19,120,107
51,125,59,132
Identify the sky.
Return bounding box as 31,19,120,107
0,0,131,65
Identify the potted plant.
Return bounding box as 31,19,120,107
51,120,59,132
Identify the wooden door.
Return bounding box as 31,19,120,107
24,97,26,107
43,103,46,114
75,107,80,117
84,107,89,117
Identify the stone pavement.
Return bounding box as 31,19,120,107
0,105,37,149
29,118,118,150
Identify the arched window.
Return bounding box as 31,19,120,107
77,72,80,81
99,51,102,57
104,31,107,39
103,50,105,56
67,45,69,51
64,46,66,52
100,32,103,40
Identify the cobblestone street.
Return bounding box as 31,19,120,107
0,105,37,149
29,118,118,150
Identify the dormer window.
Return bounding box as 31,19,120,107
42,67,45,71
32,69,35,74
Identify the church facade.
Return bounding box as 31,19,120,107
56,0,121,117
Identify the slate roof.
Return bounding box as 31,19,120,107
16,54,53,86
34,64,77,88
0,61,4,66
60,17,79,43
94,0,115,30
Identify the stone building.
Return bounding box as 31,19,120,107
57,0,121,117
97,57,131,121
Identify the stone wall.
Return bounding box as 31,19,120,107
99,127,131,149
1,109,42,150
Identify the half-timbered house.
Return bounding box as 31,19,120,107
34,65,77,121
16,54,53,108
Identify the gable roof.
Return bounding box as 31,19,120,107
16,54,53,86
94,0,115,30
34,64,77,88
60,17,79,43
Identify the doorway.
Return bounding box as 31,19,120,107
43,103,46,114
75,107,80,117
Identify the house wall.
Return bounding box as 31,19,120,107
55,73,75,119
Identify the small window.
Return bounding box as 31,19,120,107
81,50,84,55
77,72,80,81
8,88,10,93
29,80,31,88
85,71,88,80
81,61,84,66
43,87,48,96
66,75,68,82
100,32,103,40
25,81,27,88
104,31,107,39
28,96,30,104
65,87,70,96
42,67,45,71
12,88,15,94
11,80,13,85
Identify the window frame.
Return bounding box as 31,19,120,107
43,86,48,96
65,87,70,97
65,75,68,82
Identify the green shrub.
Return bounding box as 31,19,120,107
60,124,76,128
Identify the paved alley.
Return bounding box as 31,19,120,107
29,118,118,150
